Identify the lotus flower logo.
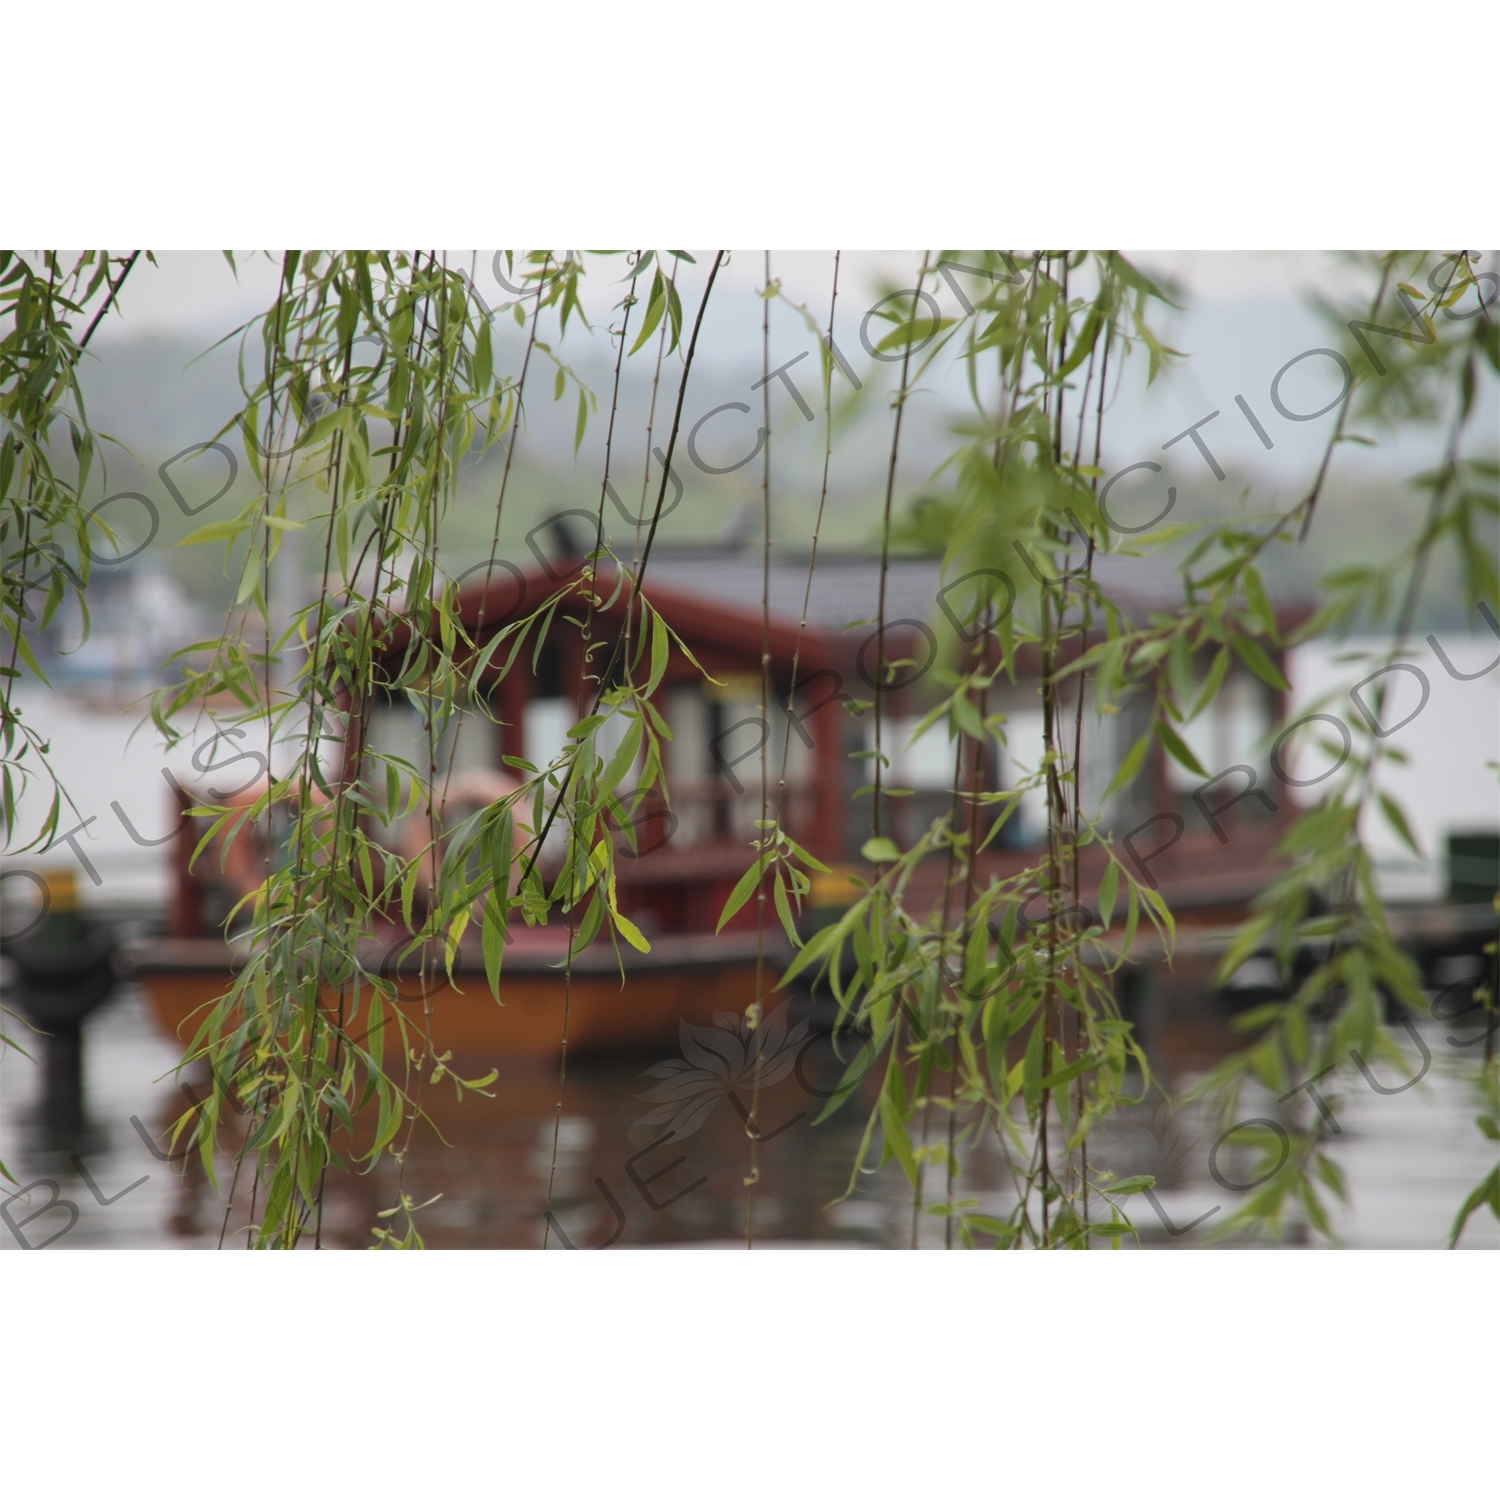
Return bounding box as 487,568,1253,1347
635,1002,812,1144
1107,1100,1199,1184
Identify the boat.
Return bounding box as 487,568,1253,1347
126,926,787,1061
129,538,1309,1061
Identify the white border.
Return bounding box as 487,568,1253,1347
3,1250,1495,1492
10,2,1499,244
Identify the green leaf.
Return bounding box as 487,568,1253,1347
1155,719,1208,778
1192,646,1231,718
862,837,900,863
1097,860,1119,929
490,808,513,900
1447,1165,1500,1248
600,715,642,795
1168,632,1196,709
1231,632,1291,692
1023,1012,1047,1118
1102,1175,1155,1195
482,895,506,999
612,909,651,953
878,1093,918,1188
772,870,803,949
781,833,832,875
629,270,666,354
570,892,605,955
717,853,770,933
178,516,248,547
1377,792,1423,858
665,276,683,351
1105,732,1150,798
982,989,1012,1089
1038,1052,1101,1091
574,388,588,455
1242,567,1278,641
951,692,984,741
646,607,670,697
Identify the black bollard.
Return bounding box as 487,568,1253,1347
41,1018,86,1132
3,869,117,1139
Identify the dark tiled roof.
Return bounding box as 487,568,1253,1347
641,550,945,636
638,545,1214,637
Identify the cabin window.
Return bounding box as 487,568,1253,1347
524,696,575,774
999,691,1158,845
364,691,505,860
710,688,770,843
533,642,564,700
438,705,501,778
368,692,500,781
1164,672,1273,793
666,684,713,844
857,715,950,789
998,708,1049,845
888,716,953,790
858,715,996,852
661,680,816,846
367,692,423,780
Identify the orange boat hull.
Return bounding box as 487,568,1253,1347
129,934,780,1061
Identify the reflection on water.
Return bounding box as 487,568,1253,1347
2,981,1495,1250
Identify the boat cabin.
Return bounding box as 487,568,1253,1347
346,532,1301,942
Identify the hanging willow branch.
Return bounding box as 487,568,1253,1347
6,246,1485,1252
1,250,141,849
145,250,726,1247
759,252,1183,1247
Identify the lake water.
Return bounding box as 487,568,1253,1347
2,976,1495,1252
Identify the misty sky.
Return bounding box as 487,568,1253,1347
84,249,1486,493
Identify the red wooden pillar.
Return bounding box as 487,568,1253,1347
167,778,201,937
495,663,529,765
810,679,847,866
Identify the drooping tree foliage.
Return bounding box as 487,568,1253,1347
2,249,1494,1246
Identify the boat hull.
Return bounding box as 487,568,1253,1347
127,934,780,1060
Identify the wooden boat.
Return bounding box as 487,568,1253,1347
134,543,1312,1062
125,926,790,1061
